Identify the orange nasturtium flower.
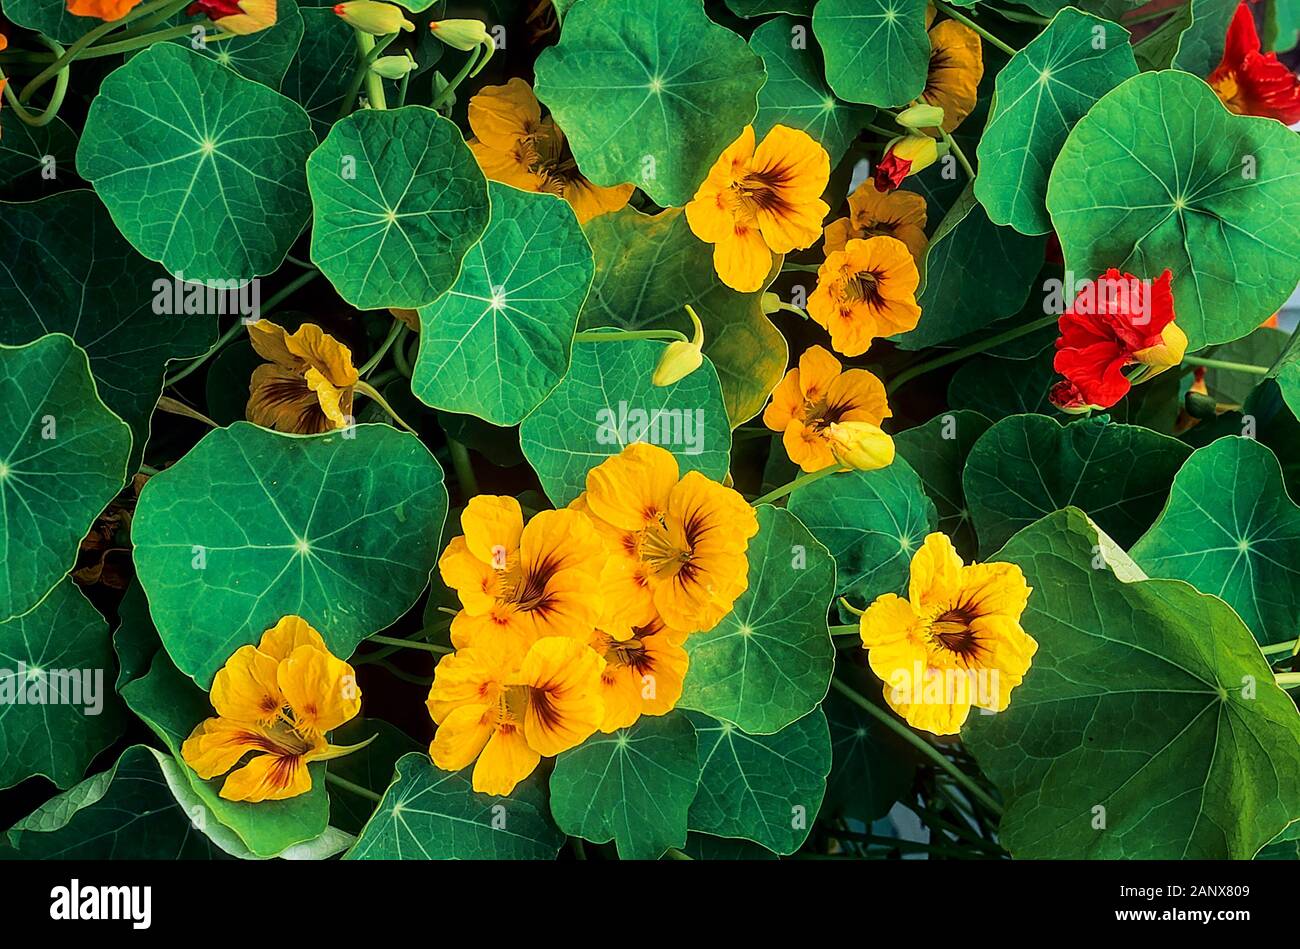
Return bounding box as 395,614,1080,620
467,79,633,224
807,235,922,357
920,18,983,133
438,495,605,651
589,618,689,733
685,124,831,293
182,617,364,801
187,0,277,34
859,534,1037,736
66,0,144,20
575,443,759,638
427,635,605,795
823,183,928,264
763,345,894,473
246,320,358,434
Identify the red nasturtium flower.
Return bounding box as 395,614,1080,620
1051,268,1186,412
1208,2,1300,124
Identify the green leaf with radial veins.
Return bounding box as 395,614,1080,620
578,207,786,426
346,753,565,860
155,2,305,89
533,0,766,208
1131,437,1300,647
76,44,316,283
132,422,447,687
549,711,700,860
326,718,420,836
0,110,78,200
0,334,131,621
686,709,831,854
964,508,1300,859
519,337,731,506
822,668,917,824
787,458,937,607
307,106,489,310
412,182,593,425
812,0,929,108
750,15,874,166
284,7,387,140
0,579,125,790
974,9,1138,236
0,191,217,470
680,505,836,734
963,413,1190,555
1046,70,1300,350
894,409,992,557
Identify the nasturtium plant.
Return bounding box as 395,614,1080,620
6,0,1300,875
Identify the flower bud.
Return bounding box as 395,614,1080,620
872,134,939,192
895,103,945,130
1049,380,1100,415
333,1,413,35
371,54,417,79
652,305,705,387
761,292,782,315
429,18,491,51
826,421,895,471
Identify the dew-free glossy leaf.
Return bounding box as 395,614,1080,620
680,505,836,734
132,422,448,686
578,207,785,426
346,753,564,860
549,711,700,860
812,0,929,108
534,0,766,208
974,9,1138,236
327,718,420,836
76,44,316,283
686,709,830,854
895,409,992,556
1046,70,1300,349
964,508,1300,859
519,337,731,506
0,334,130,621
412,183,593,425
307,106,489,309
284,8,380,140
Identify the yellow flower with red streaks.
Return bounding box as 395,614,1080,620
181,616,364,802
574,443,758,638
426,635,604,795
246,320,358,434
438,495,605,651
466,79,633,224
685,124,830,293
823,184,928,264
807,236,921,357
763,345,893,473
589,618,689,733
190,0,277,35
859,534,1037,736
920,18,983,133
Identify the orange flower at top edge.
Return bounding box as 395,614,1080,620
1209,2,1300,124
807,235,922,357
824,183,928,263
685,124,831,293
921,19,984,133
66,0,144,20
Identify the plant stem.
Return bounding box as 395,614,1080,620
933,0,1018,56
0,36,69,127
325,771,382,803
260,268,320,315
573,328,688,343
157,396,218,428
781,262,821,274
663,847,693,860
1275,672,1300,688
1262,637,1300,657
447,438,478,496
1180,356,1269,375
355,30,388,110
887,313,1058,394
986,6,1049,25
360,320,405,377
941,129,976,179
1123,2,1188,26
830,678,1004,816
774,301,809,320
368,633,452,655
353,379,419,435
431,44,483,111
163,320,245,388
750,463,840,507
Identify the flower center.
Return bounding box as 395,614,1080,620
838,269,883,306
638,516,692,578
928,607,981,659
493,551,559,613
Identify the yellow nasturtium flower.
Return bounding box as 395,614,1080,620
438,495,605,651
921,19,983,133
823,184,928,264
246,320,358,434
575,443,759,638
763,345,893,473
685,124,830,293
859,534,1037,736
427,635,605,795
182,616,363,802
807,235,922,357
589,618,689,732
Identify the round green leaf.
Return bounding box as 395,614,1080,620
534,0,766,208
0,579,125,790
1046,70,1300,349
974,9,1138,236
76,44,316,283
682,832,778,859
787,458,937,607
0,334,131,621
578,207,786,426
0,191,217,468
284,7,393,140
155,1,306,88
307,105,489,309
822,668,917,824
963,413,1191,555
750,15,873,166
812,0,929,108
947,347,1056,419
345,753,564,860
965,508,1300,859
549,711,700,860
686,709,831,854
0,110,77,200
680,505,836,734
327,718,420,836
132,422,448,686
519,337,731,506
894,409,992,556
1132,436,1300,647
412,182,593,425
